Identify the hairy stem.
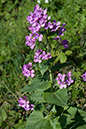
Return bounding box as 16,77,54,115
49,69,53,92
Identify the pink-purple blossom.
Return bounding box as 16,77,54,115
26,5,51,33
56,71,74,89
82,72,86,81
25,34,36,49
34,49,52,63
61,39,69,49
58,23,66,36
54,36,69,49
53,23,69,49
26,5,68,50
18,96,34,111
22,62,35,78
25,33,43,49
51,20,61,32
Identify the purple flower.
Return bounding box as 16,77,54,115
56,74,66,89
47,22,53,29
22,62,35,78
29,104,34,111
26,5,50,33
34,49,52,63
58,23,66,36
61,40,69,49
25,33,43,49
54,36,61,41
26,5,69,50
82,72,86,81
53,23,69,49
60,84,67,89
56,71,74,89
54,37,69,49
18,97,34,111
38,34,43,41
79,76,82,79
25,34,36,49
51,20,61,32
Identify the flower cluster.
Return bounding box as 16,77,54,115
27,4,51,33
26,5,69,49
45,20,61,31
25,33,43,49
56,71,74,89
26,4,51,49
34,49,51,63
54,23,69,48
79,72,86,82
82,72,86,81
22,5,69,79
18,96,34,111
22,62,35,78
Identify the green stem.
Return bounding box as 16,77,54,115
26,111,28,120
45,30,49,52
49,69,53,92
45,31,53,92
49,69,52,82
2,82,18,100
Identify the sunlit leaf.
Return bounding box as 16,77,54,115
26,111,53,129
43,88,68,106
22,77,51,93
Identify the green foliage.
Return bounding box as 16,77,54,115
43,89,68,107
25,106,86,129
40,0,86,63
49,0,86,45
30,91,44,102
12,118,26,129
39,60,49,75
22,77,51,93
0,107,7,127
0,0,86,128
0,0,37,128
26,111,53,129
56,52,67,63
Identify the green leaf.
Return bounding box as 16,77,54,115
13,118,26,129
71,45,80,50
77,124,86,129
0,107,7,123
51,61,73,72
57,52,67,63
74,71,81,78
50,117,61,129
43,88,68,107
22,77,51,93
8,110,17,116
1,0,6,3
30,91,44,102
58,115,67,128
78,109,86,118
65,50,72,56
26,111,53,129
67,107,77,117
60,54,67,63
66,107,86,129
39,60,48,75
0,56,4,63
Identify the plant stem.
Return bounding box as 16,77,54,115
45,30,49,52
49,69,53,92
1,81,18,100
